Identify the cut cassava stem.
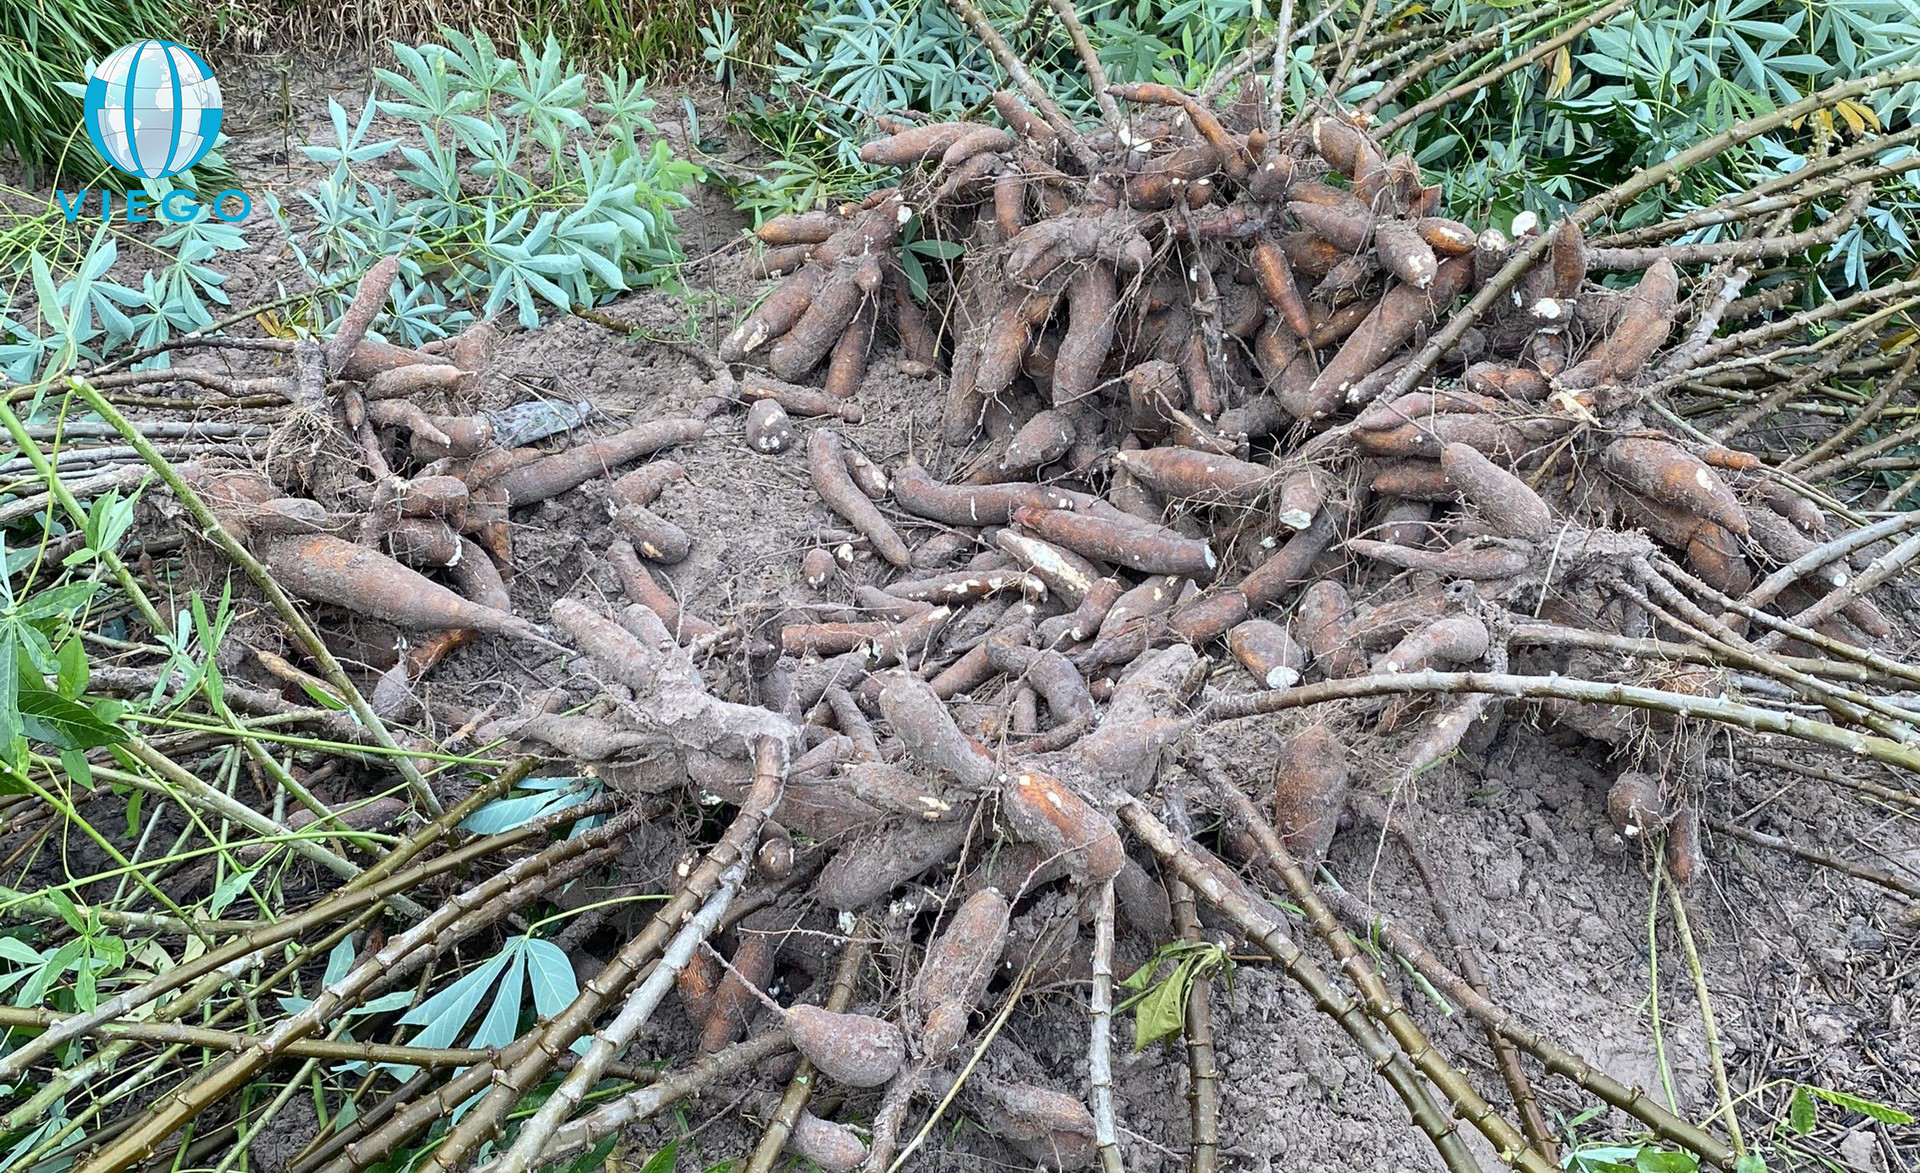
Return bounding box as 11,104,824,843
744,924,875,1173
1198,757,1557,1173
491,862,749,1173
1352,795,1559,1161
63,379,443,814
1206,669,1920,774
1117,798,1484,1173
67,800,650,1173
421,737,788,1173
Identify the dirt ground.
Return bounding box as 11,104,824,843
17,48,1918,1173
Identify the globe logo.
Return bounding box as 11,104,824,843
83,40,222,179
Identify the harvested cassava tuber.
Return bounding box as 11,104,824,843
1607,772,1668,840
699,935,776,1054
1347,537,1532,580
957,1076,1097,1170
1371,459,1457,502
677,951,721,1025
1112,446,1272,505
1013,505,1215,576
739,373,864,422
1374,219,1438,289
1001,769,1125,884
607,466,690,564
1382,613,1490,673
1000,408,1076,473
1271,724,1348,865
815,818,970,910
885,569,1042,603
608,540,717,644
785,1005,905,1088
1308,254,1473,412
996,530,1100,604
745,398,795,453
1053,265,1121,405
756,824,794,879
1567,258,1679,392
771,259,870,381
1441,441,1552,541
551,599,792,754
264,535,543,641
841,760,960,822
1602,436,1748,537
1275,468,1325,531
801,547,837,589
1228,619,1306,688
809,430,911,568
385,518,462,568
493,419,705,506
916,888,1011,1058
859,121,977,165
877,671,995,788
842,443,890,500
894,463,1081,525
786,1113,867,1172
757,208,849,246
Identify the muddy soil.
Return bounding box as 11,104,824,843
11,47,1917,1173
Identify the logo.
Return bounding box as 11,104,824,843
60,39,248,224
84,40,222,179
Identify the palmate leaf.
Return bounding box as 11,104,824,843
17,686,124,751
399,946,516,1050
468,946,526,1050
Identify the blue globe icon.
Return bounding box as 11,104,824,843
83,40,222,179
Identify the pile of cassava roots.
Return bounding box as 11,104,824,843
45,22,1920,1173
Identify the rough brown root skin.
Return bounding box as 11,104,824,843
808,430,912,568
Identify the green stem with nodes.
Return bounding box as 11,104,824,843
66,376,445,815
1197,760,1555,1173
0,1005,502,1068
1378,0,1634,136
1664,869,1748,1158
0,757,537,1085
5,760,210,944
1204,670,1920,775
1117,798,1486,1173
69,801,651,1173
422,736,788,1173
1314,881,1737,1168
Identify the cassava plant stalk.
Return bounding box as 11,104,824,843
1115,799,1486,1173
743,922,874,1173
1315,885,1738,1168
0,762,549,1088
496,1031,798,1170
421,736,788,1173
493,863,747,1173
1197,760,1554,1173
1090,877,1125,1173
68,801,653,1173
1663,869,1747,1159
1377,0,1633,135
1204,670,1920,775
66,377,444,815
1351,797,1557,1161
1169,875,1219,1173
